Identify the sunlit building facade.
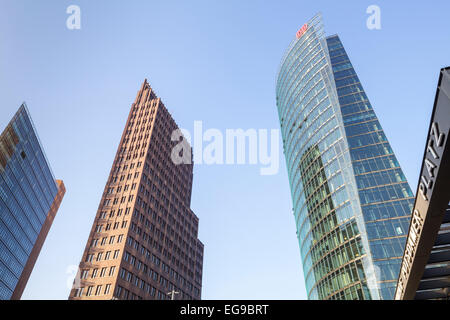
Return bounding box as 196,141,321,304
276,14,414,300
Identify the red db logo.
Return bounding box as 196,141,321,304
296,24,308,39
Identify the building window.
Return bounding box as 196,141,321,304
115,286,123,299
86,286,94,297
81,269,89,279
109,266,116,277
104,284,111,295
123,251,130,262
74,287,84,297
119,268,126,279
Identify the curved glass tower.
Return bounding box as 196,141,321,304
276,14,414,300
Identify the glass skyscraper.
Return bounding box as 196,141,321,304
276,14,414,300
0,104,65,300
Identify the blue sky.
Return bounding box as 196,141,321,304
0,0,449,300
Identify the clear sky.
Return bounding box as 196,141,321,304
0,0,449,300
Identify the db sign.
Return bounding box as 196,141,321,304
296,24,308,39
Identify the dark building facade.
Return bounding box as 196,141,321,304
0,104,65,300
276,14,414,300
395,67,450,300
69,80,203,300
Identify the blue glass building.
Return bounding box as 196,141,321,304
0,104,65,300
276,14,414,300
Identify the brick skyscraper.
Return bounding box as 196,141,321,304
69,80,204,300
